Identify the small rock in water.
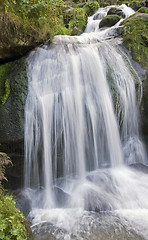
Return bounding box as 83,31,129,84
53,186,70,207
129,163,148,174
99,15,122,28
107,7,126,18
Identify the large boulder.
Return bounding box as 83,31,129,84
99,15,121,28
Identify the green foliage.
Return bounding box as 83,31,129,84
69,7,87,35
84,0,100,16
0,0,100,39
0,192,27,240
128,0,142,10
138,7,148,13
0,0,69,39
0,153,28,240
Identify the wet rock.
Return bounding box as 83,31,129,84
15,191,31,217
107,7,125,18
31,213,144,240
129,163,148,174
53,186,70,207
85,171,115,212
23,220,34,240
84,188,113,212
99,15,121,28
32,222,65,240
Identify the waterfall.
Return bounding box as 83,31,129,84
24,4,148,239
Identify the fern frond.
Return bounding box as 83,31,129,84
0,152,12,186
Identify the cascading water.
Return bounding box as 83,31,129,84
24,4,148,240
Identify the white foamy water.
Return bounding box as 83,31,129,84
24,4,148,240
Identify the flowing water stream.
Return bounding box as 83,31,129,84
24,4,148,240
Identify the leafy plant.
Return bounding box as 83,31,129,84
0,153,28,240
69,7,87,35
0,193,27,240
84,0,100,16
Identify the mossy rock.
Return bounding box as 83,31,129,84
0,57,28,143
138,7,148,13
121,13,148,69
121,12,148,136
23,218,34,240
99,15,122,28
107,7,125,18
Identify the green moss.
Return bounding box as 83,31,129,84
99,15,122,28
0,63,13,107
122,13,148,72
